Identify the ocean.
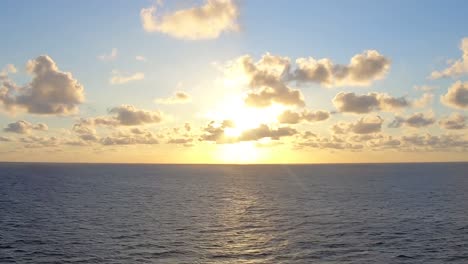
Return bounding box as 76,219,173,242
0,162,467,263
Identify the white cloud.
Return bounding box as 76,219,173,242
109,70,144,85
388,113,436,128
135,55,147,62
0,55,85,115
332,116,383,134
439,112,466,130
4,120,48,134
141,0,238,40
77,105,164,127
277,109,330,124
413,93,434,108
431,37,468,79
333,92,410,113
291,50,390,87
98,48,118,61
440,81,468,109
155,91,191,104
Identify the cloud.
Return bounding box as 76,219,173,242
431,37,468,79
109,70,144,85
413,93,434,108
439,112,466,130
0,55,85,115
141,0,238,40
135,55,147,62
401,133,468,151
291,50,390,87
0,64,17,78
98,48,118,61
4,120,48,134
238,54,305,108
237,124,297,141
277,109,330,124
200,120,234,143
155,91,191,104
440,81,468,109
100,129,159,145
414,85,437,92
167,137,193,147
200,120,297,143
333,92,410,113
332,116,383,134
388,113,435,128
76,105,163,129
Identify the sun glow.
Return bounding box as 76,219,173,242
206,96,288,136
217,141,259,163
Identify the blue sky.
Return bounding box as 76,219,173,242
0,0,467,163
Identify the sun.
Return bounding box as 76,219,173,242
203,95,288,163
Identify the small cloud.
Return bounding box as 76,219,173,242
109,70,144,85
413,93,434,108
98,48,118,61
388,113,436,128
135,55,147,62
440,81,468,110
140,0,239,40
430,37,468,79
332,92,410,114
4,120,48,134
414,85,437,92
439,112,466,130
155,91,191,104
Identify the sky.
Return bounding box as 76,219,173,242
0,0,467,163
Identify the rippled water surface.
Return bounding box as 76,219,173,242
1,163,468,263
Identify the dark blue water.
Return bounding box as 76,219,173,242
1,163,467,263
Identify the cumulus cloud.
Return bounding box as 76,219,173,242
237,54,305,108
100,129,159,145
200,120,297,143
0,55,85,115
413,93,434,108
401,133,468,151
440,81,468,109
75,105,163,131
388,113,435,128
332,116,383,134
277,109,330,124
140,0,238,40
431,37,468,79
333,92,410,113
109,70,144,85
155,91,191,104
4,120,48,134
291,50,390,87
98,48,118,61
200,120,234,143
0,64,17,78
439,112,466,130
237,124,297,141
